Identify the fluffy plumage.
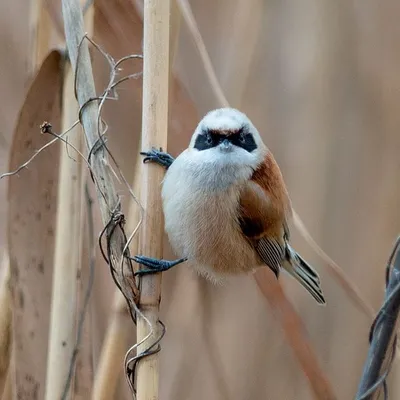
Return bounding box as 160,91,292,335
161,108,325,304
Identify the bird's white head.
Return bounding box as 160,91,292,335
188,108,266,171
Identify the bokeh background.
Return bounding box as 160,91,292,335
1,0,400,399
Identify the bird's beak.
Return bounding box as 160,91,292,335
219,138,233,153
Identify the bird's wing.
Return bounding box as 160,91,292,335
238,180,286,277
238,153,292,277
254,237,285,277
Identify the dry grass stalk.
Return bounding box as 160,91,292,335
168,0,182,127
61,0,139,287
292,212,374,319
175,0,228,108
61,0,140,364
28,0,52,75
169,0,182,72
72,5,95,399
220,0,262,107
136,0,170,399
44,57,85,399
61,0,151,396
254,268,337,399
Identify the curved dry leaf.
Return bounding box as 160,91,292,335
7,49,63,400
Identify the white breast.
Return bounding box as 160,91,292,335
161,149,261,282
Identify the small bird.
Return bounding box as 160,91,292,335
134,108,325,304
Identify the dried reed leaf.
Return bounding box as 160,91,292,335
7,49,62,400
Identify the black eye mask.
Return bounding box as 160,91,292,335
194,129,257,153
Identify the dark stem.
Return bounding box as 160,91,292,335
356,237,400,400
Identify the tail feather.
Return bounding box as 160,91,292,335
283,245,326,305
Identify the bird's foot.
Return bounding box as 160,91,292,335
140,148,175,169
131,255,187,276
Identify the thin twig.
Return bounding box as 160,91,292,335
292,212,375,319
42,123,93,178
356,237,400,400
0,120,79,180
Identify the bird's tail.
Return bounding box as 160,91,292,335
283,244,326,305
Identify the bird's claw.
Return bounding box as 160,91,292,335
131,255,187,276
140,148,175,169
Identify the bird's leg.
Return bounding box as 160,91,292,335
130,255,188,276
140,147,175,169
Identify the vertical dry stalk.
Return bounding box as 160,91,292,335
61,0,144,396
169,0,181,72
220,0,262,107
45,60,84,400
28,0,52,74
73,6,95,399
61,0,138,308
168,0,182,122
136,0,170,399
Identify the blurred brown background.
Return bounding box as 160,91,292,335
1,0,400,399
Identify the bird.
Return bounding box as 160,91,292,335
134,107,325,305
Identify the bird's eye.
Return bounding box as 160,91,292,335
239,135,246,143
206,136,212,144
